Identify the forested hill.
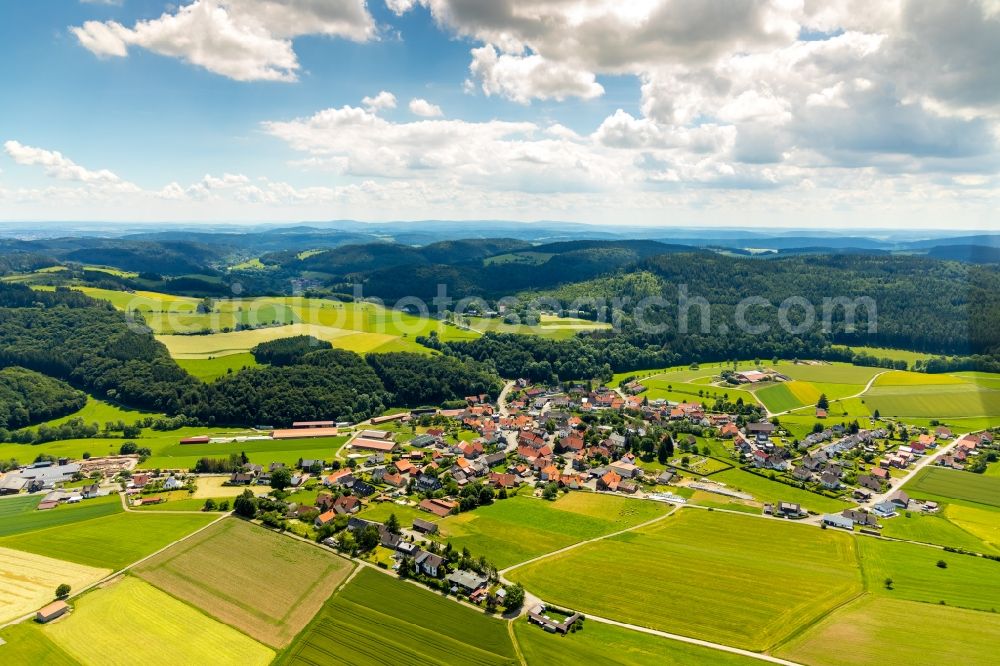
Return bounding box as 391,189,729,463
523,254,1000,357
0,284,501,426
0,367,86,429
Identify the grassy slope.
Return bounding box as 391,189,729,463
176,352,258,381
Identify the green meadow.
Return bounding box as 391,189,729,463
905,467,1000,509
776,595,1000,666
508,509,862,652
0,512,216,570
438,493,669,569
0,494,122,538
277,568,516,666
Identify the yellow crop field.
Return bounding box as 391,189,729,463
0,547,110,624
44,577,274,666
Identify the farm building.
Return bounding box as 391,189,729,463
370,413,407,425
419,498,457,517
357,429,393,440
36,600,70,623
272,427,339,440
292,420,335,428
350,438,398,453
822,514,854,530
179,435,211,445
412,518,438,534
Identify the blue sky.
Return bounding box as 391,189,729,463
0,1,997,229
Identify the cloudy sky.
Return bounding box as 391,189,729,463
0,0,998,228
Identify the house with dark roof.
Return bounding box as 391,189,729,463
412,518,438,535
414,550,444,577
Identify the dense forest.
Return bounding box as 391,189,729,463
0,366,86,429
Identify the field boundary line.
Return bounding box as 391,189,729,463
507,620,527,666
0,510,227,631
535,601,805,666
767,589,869,656
499,503,679,576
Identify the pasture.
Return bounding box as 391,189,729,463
776,595,1000,666
134,518,353,648
877,511,1000,554
0,512,216,570
755,382,811,413
513,617,758,666
176,352,258,381
0,622,79,665
775,361,883,385
905,467,1000,509
857,537,1000,611
864,383,1000,418
44,576,274,666
31,396,159,431
640,379,757,406
276,567,517,666
873,370,969,386
437,493,669,569
0,494,121,538
945,504,1000,551
0,546,109,624
508,508,863,651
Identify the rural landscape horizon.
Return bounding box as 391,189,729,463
1,2,998,666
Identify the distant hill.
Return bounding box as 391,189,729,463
926,244,1000,264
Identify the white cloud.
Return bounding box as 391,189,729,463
4,140,128,185
362,90,397,112
469,45,604,103
72,0,375,82
408,98,443,117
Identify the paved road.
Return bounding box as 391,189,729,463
556,608,805,666
866,432,967,507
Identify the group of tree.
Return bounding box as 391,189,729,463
0,284,502,428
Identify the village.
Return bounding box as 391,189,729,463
5,367,997,633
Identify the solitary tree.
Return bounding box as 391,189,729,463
504,583,525,610
817,393,830,410
270,467,292,491
884,577,894,590
233,489,258,519
55,583,71,599
385,512,401,535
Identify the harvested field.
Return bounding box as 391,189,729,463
134,518,353,647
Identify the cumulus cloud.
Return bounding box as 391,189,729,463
408,98,443,117
362,90,397,112
4,140,128,185
72,0,375,82
469,45,604,103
